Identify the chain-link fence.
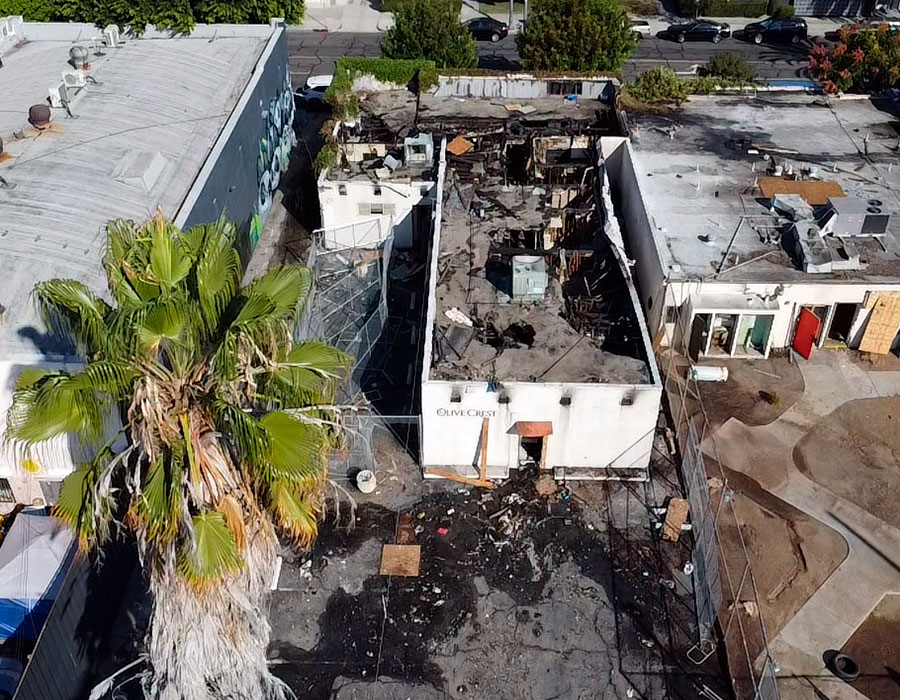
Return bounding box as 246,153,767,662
658,284,781,700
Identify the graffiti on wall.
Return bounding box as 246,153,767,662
249,63,296,250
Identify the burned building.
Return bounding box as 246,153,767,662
317,73,661,481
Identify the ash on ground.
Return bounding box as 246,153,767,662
269,461,730,700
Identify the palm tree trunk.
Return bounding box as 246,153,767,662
145,520,292,700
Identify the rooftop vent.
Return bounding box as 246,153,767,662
102,26,123,48
69,45,89,70
27,104,51,130
113,150,167,192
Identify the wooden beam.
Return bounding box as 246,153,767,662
540,434,548,468
424,467,495,489
479,417,489,483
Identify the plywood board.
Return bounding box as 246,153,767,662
661,498,690,543
758,178,845,206
859,292,900,355
380,544,421,577
446,135,473,156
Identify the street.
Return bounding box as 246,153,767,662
286,29,812,84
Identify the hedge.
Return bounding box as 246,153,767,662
677,0,769,17
326,57,438,118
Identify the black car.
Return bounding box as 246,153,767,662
467,17,508,42
659,20,731,43
741,16,808,44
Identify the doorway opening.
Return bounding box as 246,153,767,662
689,313,711,360
708,314,737,357
519,436,544,466
827,303,858,345
734,315,773,357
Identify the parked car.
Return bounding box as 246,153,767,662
631,19,652,39
467,17,509,42
741,16,808,44
294,84,329,109
658,20,731,43
867,18,900,30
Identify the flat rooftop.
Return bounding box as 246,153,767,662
0,19,271,361
629,94,900,283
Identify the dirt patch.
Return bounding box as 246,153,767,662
721,465,848,640
698,357,803,429
793,397,900,530
841,594,900,700
849,349,900,372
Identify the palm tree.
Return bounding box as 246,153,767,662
5,213,350,700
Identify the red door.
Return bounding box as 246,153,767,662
793,308,821,360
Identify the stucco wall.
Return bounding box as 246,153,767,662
421,379,660,477
318,178,434,249
602,137,668,336
434,75,615,101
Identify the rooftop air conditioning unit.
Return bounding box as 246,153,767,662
48,82,69,108
827,196,891,237
62,71,86,89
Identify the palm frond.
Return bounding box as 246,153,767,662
210,399,269,468
132,457,181,542
244,265,313,317
269,478,322,549
261,342,352,406
218,494,247,551
68,361,137,400
137,301,188,352
259,411,326,483
177,511,244,585
33,279,111,356
194,233,240,335
53,462,113,549
7,372,106,447
146,214,192,289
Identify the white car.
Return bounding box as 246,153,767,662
868,17,900,30
631,19,652,39
293,74,333,109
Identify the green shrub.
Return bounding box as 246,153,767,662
770,4,795,18
325,57,438,119
313,141,339,172
625,67,690,104
701,53,755,81
678,0,768,17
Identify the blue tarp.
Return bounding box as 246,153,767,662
0,510,73,642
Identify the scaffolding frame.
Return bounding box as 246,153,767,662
658,282,781,700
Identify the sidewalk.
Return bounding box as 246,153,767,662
702,352,900,700
298,0,855,37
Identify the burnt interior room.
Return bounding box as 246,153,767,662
431,115,651,384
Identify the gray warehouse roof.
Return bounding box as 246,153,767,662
0,19,272,361
628,94,900,283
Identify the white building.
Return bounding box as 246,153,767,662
0,17,291,511
610,94,900,361
319,73,662,481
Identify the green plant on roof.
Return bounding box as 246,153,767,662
6,213,351,699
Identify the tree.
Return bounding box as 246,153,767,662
6,214,350,700
381,0,477,69
0,0,305,33
809,24,900,94
517,0,637,73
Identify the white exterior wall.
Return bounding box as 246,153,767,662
664,278,900,354
602,137,668,335
420,379,661,478
0,361,80,514
318,177,433,249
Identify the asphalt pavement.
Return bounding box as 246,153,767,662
286,29,811,85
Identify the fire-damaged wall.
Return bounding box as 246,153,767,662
175,26,294,257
